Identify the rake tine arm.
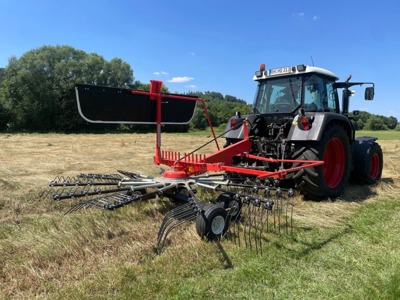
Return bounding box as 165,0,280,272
53,186,131,200
157,205,198,247
157,213,197,254
157,200,200,253
157,204,195,236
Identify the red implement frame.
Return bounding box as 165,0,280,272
133,80,324,179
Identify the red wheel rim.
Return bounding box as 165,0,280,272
323,137,345,188
370,153,380,180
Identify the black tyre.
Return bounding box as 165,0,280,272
293,124,351,199
196,204,229,240
164,186,191,202
352,141,383,184
216,192,242,220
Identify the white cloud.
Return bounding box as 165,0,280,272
153,71,169,76
167,76,194,83
185,84,197,89
293,12,320,21
293,12,305,19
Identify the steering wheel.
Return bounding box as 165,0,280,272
274,103,292,112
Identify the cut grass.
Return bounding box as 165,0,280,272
0,133,399,299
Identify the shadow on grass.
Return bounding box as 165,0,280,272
293,224,352,257
214,240,234,269
343,177,394,202
277,224,353,259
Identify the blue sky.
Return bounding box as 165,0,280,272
1,0,399,119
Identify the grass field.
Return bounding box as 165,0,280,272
0,132,399,299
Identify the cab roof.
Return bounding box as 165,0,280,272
253,64,339,81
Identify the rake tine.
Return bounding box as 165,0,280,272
248,202,257,250
231,204,244,247
65,199,94,214
64,191,132,214
285,198,289,234
252,204,259,254
273,197,277,232
65,202,86,214
157,203,195,242
291,203,294,234
156,203,198,253
277,195,281,235
257,204,267,255
157,200,199,240
250,202,259,252
65,195,108,214
243,199,252,249
157,212,197,254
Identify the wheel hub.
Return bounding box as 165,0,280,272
211,215,225,235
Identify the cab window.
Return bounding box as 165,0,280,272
303,75,337,112
253,76,301,113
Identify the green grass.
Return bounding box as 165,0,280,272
1,133,399,299
185,128,400,141
29,193,397,300
355,130,400,140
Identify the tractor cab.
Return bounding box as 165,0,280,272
252,64,340,115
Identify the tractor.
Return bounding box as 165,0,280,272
223,64,383,199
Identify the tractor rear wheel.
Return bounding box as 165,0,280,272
196,204,229,240
293,124,351,199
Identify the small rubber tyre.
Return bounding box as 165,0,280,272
293,123,351,199
216,192,242,220
196,204,229,240
352,141,383,184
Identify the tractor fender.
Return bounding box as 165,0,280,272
287,112,352,142
351,136,378,157
222,114,256,141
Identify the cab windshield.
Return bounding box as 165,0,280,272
253,76,302,114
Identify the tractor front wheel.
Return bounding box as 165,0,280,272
352,141,383,184
293,124,351,199
196,204,229,240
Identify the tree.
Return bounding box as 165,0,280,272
365,115,387,130
0,45,134,131
131,80,170,93
187,91,251,130
0,68,8,130
384,116,398,130
0,100,8,131
0,68,4,84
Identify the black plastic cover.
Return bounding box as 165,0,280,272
75,84,197,124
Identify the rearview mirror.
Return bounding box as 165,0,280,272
365,87,374,100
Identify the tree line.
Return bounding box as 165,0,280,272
0,45,397,133
352,111,398,131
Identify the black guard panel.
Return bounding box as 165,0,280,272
75,84,197,124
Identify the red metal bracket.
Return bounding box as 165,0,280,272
133,80,324,180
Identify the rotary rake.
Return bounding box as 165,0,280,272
46,80,323,253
